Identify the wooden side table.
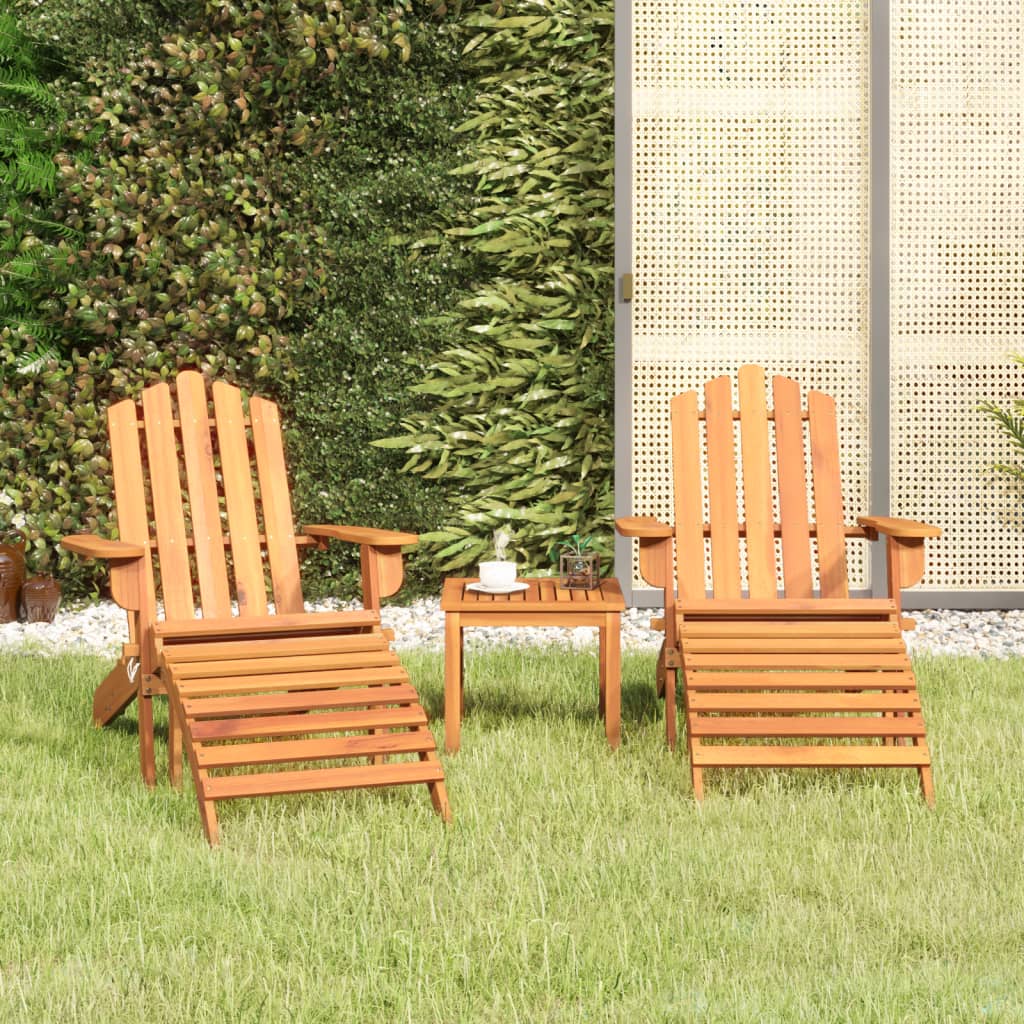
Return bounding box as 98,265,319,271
439,577,626,753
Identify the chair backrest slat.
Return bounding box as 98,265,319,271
176,370,233,618
669,366,854,603
142,383,194,620
211,381,267,616
671,391,706,601
704,375,741,599
807,389,849,598
108,398,157,633
772,373,814,598
737,364,776,599
250,396,304,614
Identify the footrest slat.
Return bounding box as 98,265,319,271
689,714,926,738
196,730,436,769
190,705,428,741
204,760,445,800
691,744,930,767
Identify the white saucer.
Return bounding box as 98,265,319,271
466,581,530,595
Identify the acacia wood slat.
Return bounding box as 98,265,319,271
687,691,920,713
689,716,926,738
155,610,380,639
681,637,906,654
204,760,445,800
690,745,930,767
190,705,428,741
681,621,900,639
212,381,266,616
772,374,813,597
107,401,157,636
175,370,232,618
162,632,386,663
196,730,434,769
685,670,917,690
142,383,194,620
442,578,625,613
182,682,419,719
250,395,304,614
174,665,407,698
807,389,849,598
704,375,741,598
169,649,399,679
684,652,911,671
738,365,777,599
670,391,705,601
679,598,897,616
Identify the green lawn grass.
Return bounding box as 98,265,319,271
1,649,1022,1023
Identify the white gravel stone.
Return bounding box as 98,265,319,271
1,598,1022,658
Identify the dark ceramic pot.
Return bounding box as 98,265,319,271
21,574,62,624
0,530,26,624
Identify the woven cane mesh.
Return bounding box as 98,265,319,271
890,0,1024,589
630,1,870,593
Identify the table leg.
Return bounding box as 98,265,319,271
601,613,621,750
444,612,463,753
598,624,607,718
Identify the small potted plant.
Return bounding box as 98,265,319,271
555,534,600,590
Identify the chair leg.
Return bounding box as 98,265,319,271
138,692,156,787
664,666,677,751
419,747,452,822
655,641,667,699
691,765,704,802
168,703,183,788
198,794,220,846
918,763,935,808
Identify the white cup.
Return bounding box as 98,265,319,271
478,560,517,588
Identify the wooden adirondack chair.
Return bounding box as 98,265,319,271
62,370,450,844
617,365,939,804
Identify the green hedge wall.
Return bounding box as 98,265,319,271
2,0,616,599
377,0,615,575
2,1,472,596
275,17,484,598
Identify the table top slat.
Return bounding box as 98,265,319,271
441,577,624,613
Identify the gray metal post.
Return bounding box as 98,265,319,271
869,1,891,597
613,0,635,605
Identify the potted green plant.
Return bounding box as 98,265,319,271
554,534,600,590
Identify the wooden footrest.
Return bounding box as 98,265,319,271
161,631,451,843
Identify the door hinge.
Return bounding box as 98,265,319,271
621,272,633,302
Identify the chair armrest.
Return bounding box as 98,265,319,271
301,524,417,610
615,516,674,539
302,525,418,548
61,535,146,560
856,516,941,539
61,535,146,612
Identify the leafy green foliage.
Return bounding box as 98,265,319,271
0,12,78,350
0,2,435,596
377,0,615,573
980,354,1024,482
278,19,482,598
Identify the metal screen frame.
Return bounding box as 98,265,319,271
616,0,1024,610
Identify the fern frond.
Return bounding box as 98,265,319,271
14,342,61,374
0,68,60,114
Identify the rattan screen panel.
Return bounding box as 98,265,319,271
890,0,1024,589
630,1,870,594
